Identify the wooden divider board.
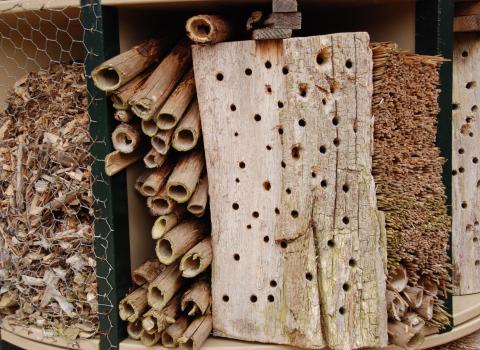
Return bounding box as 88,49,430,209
452,33,480,295
193,32,387,350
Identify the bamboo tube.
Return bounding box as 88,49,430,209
144,148,167,169
147,188,177,216
141,161,175,197
161,315,190,348
151,128,175,155
142,294,181,334
119,287,148,322
388,321,415,348
172,100,202,152
127,319,143,340
92,38,168,92
187,174,208,217
389,265,408,292
166,147,205,203
114,109,135,123
155,219,207,265
135,169,154,196
403,286,424,309
132,258,165,286
181,279,211,316
152,206,187,239
140,330,161,347
148,263,183,310
417,295,434,320
141,119,158,137
178,314,212,350
130,40,192,120
105,150,143,176
112,69,152,110
403,312,425,334
155,69,196,130
186,15,232,44
180,237,212,278
112,123,142,154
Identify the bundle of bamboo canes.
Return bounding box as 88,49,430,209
93,37,213,348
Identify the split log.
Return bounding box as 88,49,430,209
155,69,195,130
161,315,190,348
135,169,154,196
105,150,143,176
132,258,165,286
141,161,175,197
111,123,141,154
148,263,183,310
141,119,158,137
130,40,192,120
147,188,177,216
119,287,148,322
272,0,298,12
386,290,406,321
186,15,232,44
166,147,205,203
389,265,408,292
143,148,167,169
252,28,293,40
178,314,212,350
111,69,152,110
152,206,187,240
187,174,208,217
181,279,211,316
114,109,135,123
417,295,434,320
92,38,168,92
151,128,175,155
142,294,181,333
403,312,425,334
172,100,202,152
155,219,207,265
403,286,424,309
127,319,143,340
140,330,161,346
180,237,212,278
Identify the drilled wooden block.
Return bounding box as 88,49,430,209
252,28,293,40
193,33,387,350
452,33,480,295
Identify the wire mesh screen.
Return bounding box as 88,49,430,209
0,2,112,347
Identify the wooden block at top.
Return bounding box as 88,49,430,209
456,1,480,16
264,12,302,29
272,0,297,12
454,15,480,32
252,28,292,40
192,32,387,350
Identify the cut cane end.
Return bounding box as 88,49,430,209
92,66,121,92
131,99,154,120
156,239,174,265
161,331,175,348
186,17,214,44
148,286,166,308
180,255,201,278
119,301,136,321
167,182,191,203
173,129,197,152
157,113,177,130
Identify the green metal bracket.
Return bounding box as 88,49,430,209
81,2,131,349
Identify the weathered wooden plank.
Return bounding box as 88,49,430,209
272,0,298,12
452,33,480,295
264,12,302,29
193,39,324,349
454,15,480,32
252,28,293,40
193,33,387,349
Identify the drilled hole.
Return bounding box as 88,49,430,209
265,61,272,69
275,208,280,215
266,145,272,150
278,101,284,108
223,295,229,302
291,210,299,218
474,237,478,243
459,148,465,154
327,239,335,247
235,178,240,183
245,68,252,76
270,280,277,287
466,81,476,89
305,272,313,281
247,224,252,229
462,202,468,209
472,105,478,112
322,98,327,105
476,260,480,267
232,203,239,210
452,103,459,110
254,114,261,122
452,170,458,176
342,184,349,192
470,132,474,137
349,258,356,267
316,47,330,65
332,117,339,126
250,295,257,303
345,59,353,68
462,51,469,57
281,161,286,168
333,138,340,147
319,145,327,154
234,132,239,137
342,216,349,225
467,117,472,123
339,307,346,315
263,181,271,191
286,188,291,194
233,254,240,261
239,161,245,168
298,119,306,127
230,104,236,111
474,157,479,164
476,221,479,226
459,167,465,173
321,180,327,188
311,172,317,178
278,128,284,135
267,295,275,302
266,85,272,94
216,73,224,81
280,241,288,249
343,283,350,292
299,84,307,97
264,236,270,242
291,146,300,159
282,66,289,75
252,211,259,218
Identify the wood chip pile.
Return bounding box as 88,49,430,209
92,36,212,348
371,43,450,347
0,64,98,340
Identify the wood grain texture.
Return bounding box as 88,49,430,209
454,15,480,32
252,28,293,40
264,12,302,30
452,33,480,295
272,0,297,12
193,33,387,349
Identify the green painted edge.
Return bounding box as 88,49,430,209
81,2,131,349
415,0,454,333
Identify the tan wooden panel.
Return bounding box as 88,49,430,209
193,33,386,349
452,33,480,295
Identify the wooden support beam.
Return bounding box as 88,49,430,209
252,28,292,40
454,15,480,32
272,0,297,12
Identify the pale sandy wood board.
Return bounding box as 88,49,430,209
192,32,387,350
452,33,480,295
